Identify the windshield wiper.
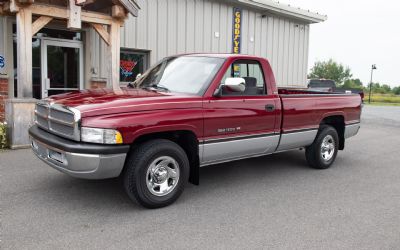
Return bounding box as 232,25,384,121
142,84,170,92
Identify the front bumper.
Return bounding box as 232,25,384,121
29,125,130,179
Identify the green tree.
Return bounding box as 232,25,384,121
370,83,392,94
308,59,352,85
343,78,363,89
392,86,400,95
381,84,392,94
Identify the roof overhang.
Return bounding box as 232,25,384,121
237,0,327,23
117,0,140,17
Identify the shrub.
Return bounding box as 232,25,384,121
0,122,7,149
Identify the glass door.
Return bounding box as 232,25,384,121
41,39,83,97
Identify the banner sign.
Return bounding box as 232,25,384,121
232,8,242,54
120,60,137,78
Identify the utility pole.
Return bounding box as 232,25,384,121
369,64,377,104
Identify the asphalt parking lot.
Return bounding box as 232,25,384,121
1,105,400,250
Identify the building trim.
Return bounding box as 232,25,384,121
237,0,327,23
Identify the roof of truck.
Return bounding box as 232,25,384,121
178,53,264,59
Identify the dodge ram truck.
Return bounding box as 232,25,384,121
29,54,361,208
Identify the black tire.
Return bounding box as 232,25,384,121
305,125,339,169
122,139,189,208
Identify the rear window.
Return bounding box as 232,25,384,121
308,80,335,88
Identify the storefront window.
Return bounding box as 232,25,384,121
120,50,148,83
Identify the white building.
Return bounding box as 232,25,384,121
0,0,325,147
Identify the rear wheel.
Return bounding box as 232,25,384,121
122,139,189,208
305,125,339,169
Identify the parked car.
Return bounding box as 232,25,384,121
308,79,365,102
29,54,362,208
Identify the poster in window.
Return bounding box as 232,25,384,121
120,52,145,82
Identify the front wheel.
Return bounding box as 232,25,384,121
122,139,189,208
305,125,339,169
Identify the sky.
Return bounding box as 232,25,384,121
283,0,400,87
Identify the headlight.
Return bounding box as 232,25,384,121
81,127,123,144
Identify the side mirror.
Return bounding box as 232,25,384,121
136,73,142,80
224,77,246,92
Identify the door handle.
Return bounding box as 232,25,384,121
265,104,275,112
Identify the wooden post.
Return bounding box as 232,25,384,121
67,0,82,29
16,7,33,98
109,20,121,92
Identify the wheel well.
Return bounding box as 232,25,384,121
131,131,200,185
320,116,345,150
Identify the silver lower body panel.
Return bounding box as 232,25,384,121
200,134,280,166
277,129,318,151
31,138,127,179
344,123,360,139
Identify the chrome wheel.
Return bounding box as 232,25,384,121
321,135,335,161
146,156,180,196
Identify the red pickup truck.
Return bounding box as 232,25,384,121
29,54,361,208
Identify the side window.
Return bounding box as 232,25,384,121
220,60,266,96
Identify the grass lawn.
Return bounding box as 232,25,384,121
364,102,400,106
364,94,400,105
367,94,400,103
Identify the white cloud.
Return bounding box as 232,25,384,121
284,0,400,87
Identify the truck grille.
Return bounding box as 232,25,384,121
34,101,81,141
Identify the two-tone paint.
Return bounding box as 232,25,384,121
32,54,361,179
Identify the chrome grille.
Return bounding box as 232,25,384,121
34,101,81,141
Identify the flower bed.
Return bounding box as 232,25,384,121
0,121,7,149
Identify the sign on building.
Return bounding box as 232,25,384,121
232,8,242,54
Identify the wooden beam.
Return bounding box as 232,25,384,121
109,20,121,92
8,0,20,13
17,0,34,4
68,0,82,29
75,0,87,6
16,7,33,98
82,10,113,25
111,5,126,19
32,16,53,35
29,4,113,25
90,23,110,46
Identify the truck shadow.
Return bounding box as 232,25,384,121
40,150,311,211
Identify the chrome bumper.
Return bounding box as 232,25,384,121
31,138,127,179
29,125,129,180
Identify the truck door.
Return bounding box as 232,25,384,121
201,59,280,165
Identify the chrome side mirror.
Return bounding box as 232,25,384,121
224,77,246,92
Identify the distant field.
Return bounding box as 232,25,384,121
364,102,400,106
365,94,400,104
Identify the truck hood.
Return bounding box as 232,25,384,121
46,88,203,117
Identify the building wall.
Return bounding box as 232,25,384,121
0,16,10,121
0,78,8,122
90,0,310,87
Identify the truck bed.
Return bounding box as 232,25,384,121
278,87,362,129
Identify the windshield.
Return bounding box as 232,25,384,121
133,56,225,95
